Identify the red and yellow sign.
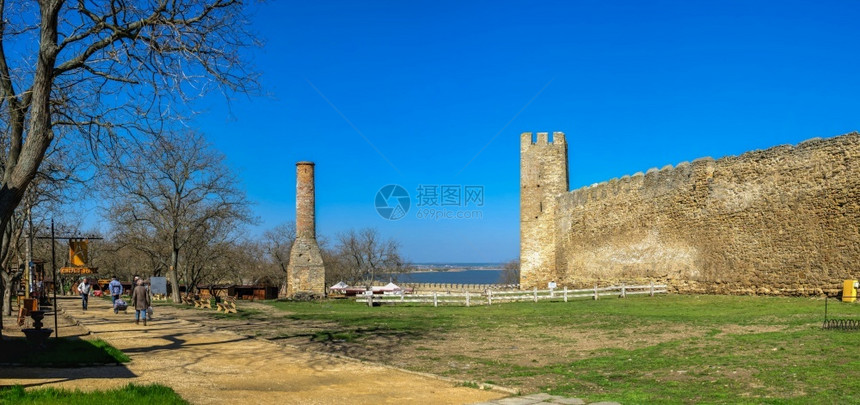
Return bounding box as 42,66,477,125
59,267,98,275
69,239,89,267
61,239,97,274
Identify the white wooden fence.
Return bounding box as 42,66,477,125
355,283,668,307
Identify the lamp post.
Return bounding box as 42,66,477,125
33,220,104,339
51,219,58,338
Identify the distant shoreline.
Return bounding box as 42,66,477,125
407,265,505,274
408,268,502,274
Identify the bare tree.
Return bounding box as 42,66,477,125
95,238,159,282
230,239,272,285
0,207,24,316
262,221,295,296
330,228,406,289
0,138,85,316
0,0,259,302
497,258,520,285
105,224,171,278
105,130,252,302
180,214,247,297
182,238,227,298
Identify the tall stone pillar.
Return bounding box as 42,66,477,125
520,132,568,289
296,162,316,239
286,162,326,297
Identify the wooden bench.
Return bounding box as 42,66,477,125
194,299,212,309
216,297,238,314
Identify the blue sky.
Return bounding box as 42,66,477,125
189,0,859,263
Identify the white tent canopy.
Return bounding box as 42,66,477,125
381,282,401,291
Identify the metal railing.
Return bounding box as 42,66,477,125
822,296,859,331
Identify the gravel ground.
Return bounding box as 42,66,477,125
0,296,507,405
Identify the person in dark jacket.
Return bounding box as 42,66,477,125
130,279,151,326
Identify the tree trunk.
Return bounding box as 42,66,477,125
1,271,11,317
0,2,63,232
168,249,181,303
0,3,63,314
279,280,287,298
0,277,4,334
185,266,193,295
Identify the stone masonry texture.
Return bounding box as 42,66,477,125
286,161,326,297
520,132,569,289
295,161,316,239
521,132,860,296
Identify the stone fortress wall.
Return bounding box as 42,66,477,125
521,131,860,296
520,132,568,291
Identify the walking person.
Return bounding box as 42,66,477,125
108,276,124,313
78,278,93,310
130,279,151,326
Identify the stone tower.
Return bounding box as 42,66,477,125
286,161,326,297
520,132,568,289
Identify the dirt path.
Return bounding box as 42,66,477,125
0,297,506,405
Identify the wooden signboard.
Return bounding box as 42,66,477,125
59,267,98,275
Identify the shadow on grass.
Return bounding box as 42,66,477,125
269,326,425,360
0,336,138,390
0,366,138,390
0,336,128,366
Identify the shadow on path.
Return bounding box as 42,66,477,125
0,366,137,389
120,333,254,355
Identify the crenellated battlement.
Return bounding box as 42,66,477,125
521,131,567,148
560,133,860,208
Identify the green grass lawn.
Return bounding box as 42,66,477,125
0,383,187,404
0,337,129,366
266,295,860,404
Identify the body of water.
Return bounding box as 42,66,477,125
396,269,505,285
